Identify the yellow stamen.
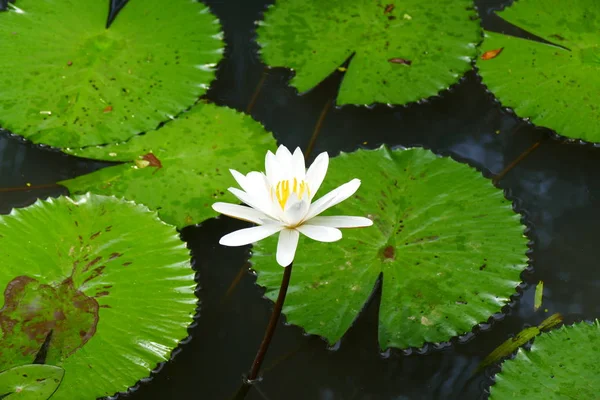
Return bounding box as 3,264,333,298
273,178,310,209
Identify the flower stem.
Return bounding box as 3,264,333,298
233,262,294,399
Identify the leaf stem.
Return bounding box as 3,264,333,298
233,262,293,399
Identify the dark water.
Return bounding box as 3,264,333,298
1,0,600,399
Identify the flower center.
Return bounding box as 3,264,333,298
272,178,310,209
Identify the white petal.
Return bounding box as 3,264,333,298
296,224,342,242
265,151,280,184
283,192,310,226
305,178,361,220
212,202,270,224
245,171,271,204
275,145,293,168
305,152,329,199
219,224,283,246
308,216,373,228
230,169,250,192
228,187,277,220
292,147,306,179
276,229,300,267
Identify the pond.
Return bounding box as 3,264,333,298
1,0,599,399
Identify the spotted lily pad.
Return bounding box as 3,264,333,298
0,0,223,148
257,0,480,105
60,103,277,229
0,194,196,399
251,147,528,349
477,0,600,142
0,365,64,400
491,320,600,399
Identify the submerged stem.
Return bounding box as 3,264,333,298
233,262,294,399
0,183,60,193
493,138,545,184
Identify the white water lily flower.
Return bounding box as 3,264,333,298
212,145,373,267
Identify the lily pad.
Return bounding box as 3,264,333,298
477,0,600,142
0,194,196,399
0,0,223,148
0,364,64,400
491,320,600,399
251,147,528,349
257,0,480,106
60,103,277,229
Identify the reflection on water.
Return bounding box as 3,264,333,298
1,0,599,398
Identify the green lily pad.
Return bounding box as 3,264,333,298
491,320,600,399
0,365,64,400
0,194,196,399
0,0,223,148
60,102,277,229
477,0,600,142
251,147,528,349
257,0,480,106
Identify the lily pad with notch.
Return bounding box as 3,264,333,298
0,194,196,399
257,0,481,106
490,320,600,399
477,0,600,142
251,147,529,349
0,364,64,400
0,0,223,148
60,102,277,229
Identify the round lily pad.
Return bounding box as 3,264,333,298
491,320,600,399
60,102,277,229
477,0,600,142
257,0,480,106
251,147,528,349
0,365,64,400
0,194,196,399
0,0,223,148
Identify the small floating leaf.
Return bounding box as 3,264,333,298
0,0,223,148
477,0,600,142
251,147,529,349
491,320,600,399
480,48,504,60
534,280,544,311
476,313,563,372
257,0,480,106
0,365,64,400
0,194,196,399
60,103,276,228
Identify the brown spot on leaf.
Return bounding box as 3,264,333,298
82,266,105,284
90,231,101,240
95,291,109,298
384,4,394,14
108,252,122,260
122,262,132,267
103,105,113,113
84,256,102,272
481,48,504,60
388,58,412,65
383,246,395,260
479,263,487,270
